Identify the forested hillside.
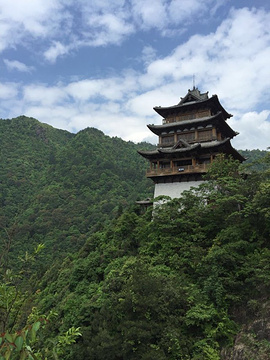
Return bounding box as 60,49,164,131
32,154,270,360
0,116,269,359
0,116,153,270
239,149,269,171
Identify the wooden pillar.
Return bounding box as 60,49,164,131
212,127,217,139
174,132,177,144
195,129,198,140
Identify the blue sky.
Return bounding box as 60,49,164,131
0,0,270,150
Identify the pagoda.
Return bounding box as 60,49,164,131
138,87,244,199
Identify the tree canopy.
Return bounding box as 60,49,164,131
36,154,270,359
1,116,270,359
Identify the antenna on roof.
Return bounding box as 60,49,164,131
193,74,196,89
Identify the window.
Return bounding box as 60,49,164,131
198,129,212,141
161,135,174,146
178,132,195,142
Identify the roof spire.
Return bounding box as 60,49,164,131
193,74,196,89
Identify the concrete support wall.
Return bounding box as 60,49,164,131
154,180,205,199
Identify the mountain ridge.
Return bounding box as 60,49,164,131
0,116,154,269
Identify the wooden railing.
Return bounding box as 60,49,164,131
146,163,210,177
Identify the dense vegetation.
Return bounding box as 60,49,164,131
33,154,270,360
0,116,269,359
0,116,153,270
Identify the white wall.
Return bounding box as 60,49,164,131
154,181,205,199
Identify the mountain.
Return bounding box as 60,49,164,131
0,116,154,269
1,116,270,359
36,154,270,360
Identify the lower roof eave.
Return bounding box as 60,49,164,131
147,172,207,180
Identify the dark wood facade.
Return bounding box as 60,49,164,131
138,87,244,184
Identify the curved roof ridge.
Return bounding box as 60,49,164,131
178,87,209,105
153,92,232,119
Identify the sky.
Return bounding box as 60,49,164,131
0,0,270,150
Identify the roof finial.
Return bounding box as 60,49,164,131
193,74,196,90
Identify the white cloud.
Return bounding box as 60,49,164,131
23,85,67,106
4,59,34,72
44,42,71,63
137,7,270,109
0,0,135,60
0,0,61,29
0,0,229,61
0,6,270,150
0,83,20,118
0,83,18,99
126,82,183,117
66,74,138,102
80,13,134,48
131,0,166,30
0,0,65,50
130,0,223,32
168,0,207,24
230,111,270,150
23,104,79,132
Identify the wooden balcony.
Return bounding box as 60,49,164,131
146,163,210,177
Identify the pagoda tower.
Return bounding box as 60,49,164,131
138,87,244,199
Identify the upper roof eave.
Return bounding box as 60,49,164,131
153,94,232,119
148,112,237,138
148,112,220,133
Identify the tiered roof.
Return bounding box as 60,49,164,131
153,87,232,119
147,112,237,138
138,87,245,171
138,138,244,161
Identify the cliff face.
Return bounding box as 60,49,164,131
221,301,270,360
